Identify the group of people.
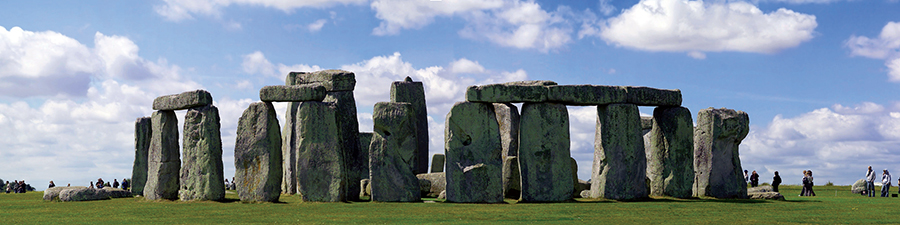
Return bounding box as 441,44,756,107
87,178,130,190
744,170,783,193
864,166,896,197
4,180,29,193
224,178,237,190
800,170,816,196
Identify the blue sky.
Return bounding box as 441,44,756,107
1,0,899,190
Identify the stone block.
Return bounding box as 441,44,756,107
369,102,420,202
145,110,180,200
359,132,373,183
546,85,626,106
390,77,429,174
502,156,521,199
430,154,445,173
444,101,503,203
693,107,749,199
152,90,213,110
647,106,694,198
324,91,361,201
259,84,326,102
295,101,345,202
179,105,225,201
235,102,282,202
493,103,519,157
132,117,151,196
465,80,557,103
286,70,356,91
519,102,573,202
625,86,682,106
416,172,446,198
591,103,648,200
281,102,299,195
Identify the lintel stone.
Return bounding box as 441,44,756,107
152,90,213,110
286,70,356,92
259,84,326,102
465,80,557,103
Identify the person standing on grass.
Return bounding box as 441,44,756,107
750,171,759,187
4,181,9,193
806,171,815,196
800,171,808,196
882,169,892,197
867,166,877,197
744,170,750,186
772,171,782,192
121,178,129,191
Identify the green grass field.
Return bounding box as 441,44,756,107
0,185,895,224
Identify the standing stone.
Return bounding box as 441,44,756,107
390,77,429,174
359,132,373,188
519,102,573,202
693,107,750,199
369,102,420,202
502,156,521,199
430,154,445,173
281,102,300,195
295,101,345,202
145,111,180,200
493,103,519,157
152,90,214,111
179,105,225,201
132,117,151,196
324,91,361,201
647,106,694,198
444,101,503,203
591,103,648,200
235,102,282,202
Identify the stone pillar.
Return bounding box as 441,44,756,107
145,110,180,200
502,156,521,199
235,102,282,202
390,77,429,174
132,117,151,196
519,102,573,202
281,102,299,195
430,154,445,173
591,103,648,200
493,103,519,157
647,106,694,198
693,107,749,199
369,102,420,202
295,101,345,202
324,91,361,201
444,101,503,203
179,105,225,201
359,132,373,186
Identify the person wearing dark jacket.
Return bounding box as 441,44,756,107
750,171,760,187
772,171,782,192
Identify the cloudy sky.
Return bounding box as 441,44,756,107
1,0,899,190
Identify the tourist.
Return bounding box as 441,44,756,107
4,181,10,193
744,170,749,185
772,171,782,192
121,178,129,191
800,171,808,196
882,169,892,197
67,183,70,187
48,181,56,188
12,180,18,193
867,166,877,197
19,180,26,193
231,177,236,190
750,171,759,187
97,178,105,188
90,181,95,189
113,179,119,189
807,171,816,196
225,179,231,190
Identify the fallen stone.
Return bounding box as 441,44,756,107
132,117,151,196
294,101,345,202
519,102,573,202
591,103,648,200
391,77,429,174
152,90,213,111
60,188,109,202
444,101,503,203
465,80,557,103
418,179,432,197
179,105,225,201
624,86,682,106
286,70,356,92
647,106,694,199
416,172,446,198
852,179,866,194
431,154,445,173
103,187,133,199
502,156,521,199
145,110,180,200
693,107,750,199
749,192,785,200
324,91,362,201
580,190,591,199
259,84,326,102
44,186,89,201
369,102,420,202
493,103,519,157
748,185,774,193
546,85,626,106
575,179,591,198
235,102,282,202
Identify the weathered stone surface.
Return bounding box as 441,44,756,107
418,179,432,197
391,77,429,174
281,102,299,195
259,84,326,102
575,179,591,198
416,172,446,198
369,102,420,202
359,132,373,183
640,116,653,130
295,101,345,202
625,86,682,106
431,154,445,173
438,190,446,199
547,85,626,106
580,190,591,199
591,103,648,200
571,158,582,198
444,101,503,203
493,103,519,157
647,107,694,199
693,107,750,199
749,192,785,200
44,186,88,201
519,102,573,202
502,156,521,199
235,102,282,202
103,187,133,199
60,188,109,202
748,185,774,193
360,179,371,198
132,117,151,196
152,90,213,110
179,105,225,201
286,70,356,91
145,110,180,200
465,80,557,103
324,91,361,201
852,179,866,194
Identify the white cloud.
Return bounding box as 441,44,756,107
687,51,707,60
598,0,616,16
458,1,573,52
596,0,817,55
369,0,504,35
0,26,96,97
889,58,900,81
753,0,848,3
449,58,486,74
241,51,276,77
308,19,328,32
154,0,367,22
846,21,900,81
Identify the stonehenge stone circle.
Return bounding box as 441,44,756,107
152,90,213,111
519,102,573,202
390,76,429,174
647,106,694,198
286,70,356,92
145,110,181,200
235,102,282,202
444,101,503,203
493,103,519,157
295,101,346,202
693,107,749,199
132,117,151,196
179,105,225,201
466,80,558,103
369,102,420,202
259,84,326,102
502,156,521,199
323,91,361,202
591,103,648,200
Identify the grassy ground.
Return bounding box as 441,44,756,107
0,185,895,224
